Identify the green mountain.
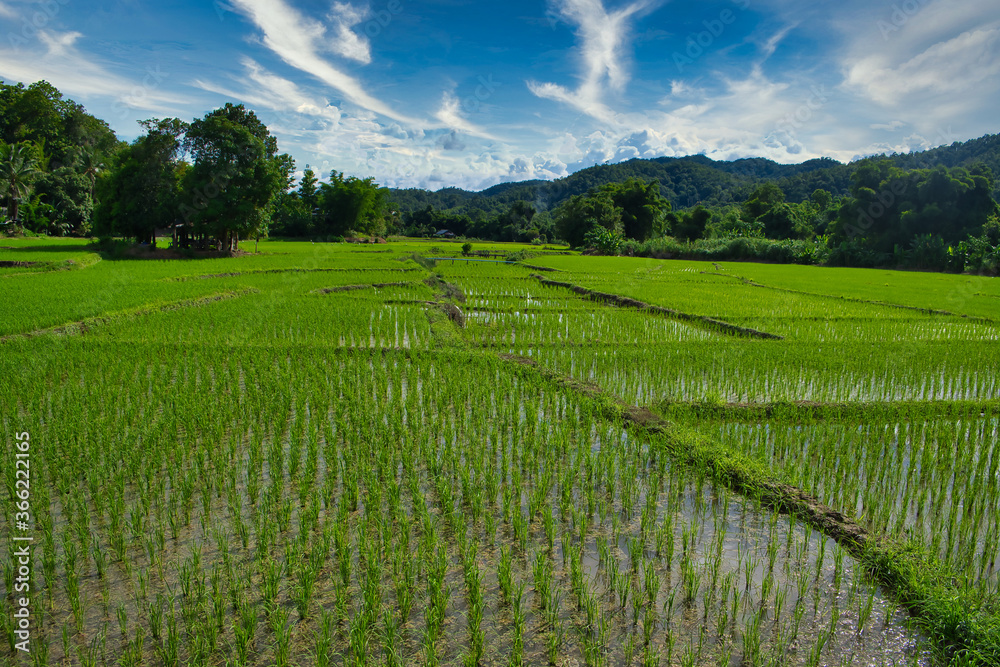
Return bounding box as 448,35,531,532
389,135,1000,216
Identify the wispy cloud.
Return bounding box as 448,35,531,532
0,1,16,19
433,91,501,141
327,2,372,64
839,0,1000,133
229,0,415,123
528,0,658,121
0,29,182,116
193,57,343,125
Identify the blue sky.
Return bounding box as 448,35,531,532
1,0,999,190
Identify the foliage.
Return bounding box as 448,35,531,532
316,171,388,238
554,190,623,247
0,142,40,226
583,225,624,254
596,177,669,241
35,165,93,236
668,204,714,241
182,103,291,250
93,119,188,243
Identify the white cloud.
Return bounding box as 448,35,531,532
838,0,1000,137
229,0,415,123
528,0,657,121
845,26,1000,108
433,91,500,141
193,57,343,130
0,1,17,19
327,2,372,64
0,29,183,118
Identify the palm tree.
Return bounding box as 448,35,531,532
78,149,104,200
0,144,41,229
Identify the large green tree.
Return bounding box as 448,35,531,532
93,118,188,244
181,104,290,251
316,171,388,238
554,191,622,247
598,178,669,241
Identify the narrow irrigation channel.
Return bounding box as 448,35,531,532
529,274,785,340
496,353,1000,665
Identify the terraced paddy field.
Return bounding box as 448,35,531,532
1,239,998,665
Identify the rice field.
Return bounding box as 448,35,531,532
1,239,997,665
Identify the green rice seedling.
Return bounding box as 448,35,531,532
294,562,318,620
664,587,677,629
533,550,554,610
858,586,877,634
314,609,336,667
664,627,676,666
116,603,128,640
30,632,49,667
741,608,764,666
805,623,833,667
543,509,556,550
498,545,514,603
546,618,564,665
681,557,700,605
272,605,293,667
628,536,643,570
233,595,258,666
624,631,637,664
149,595,164,641
644,559,661,606
775,584,788,621
511,581,527,666
120,627,145,667
166,600,181,666
833,547,845,590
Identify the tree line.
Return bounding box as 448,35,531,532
2,78,998,271
0,80,389,250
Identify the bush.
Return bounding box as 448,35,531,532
583,226,624,254
621,235,824,265
461,242,473,256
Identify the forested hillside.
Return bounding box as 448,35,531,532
389,137,1000,218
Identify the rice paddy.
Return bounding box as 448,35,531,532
1,240,997,665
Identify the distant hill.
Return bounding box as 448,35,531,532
389,134,1000,215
